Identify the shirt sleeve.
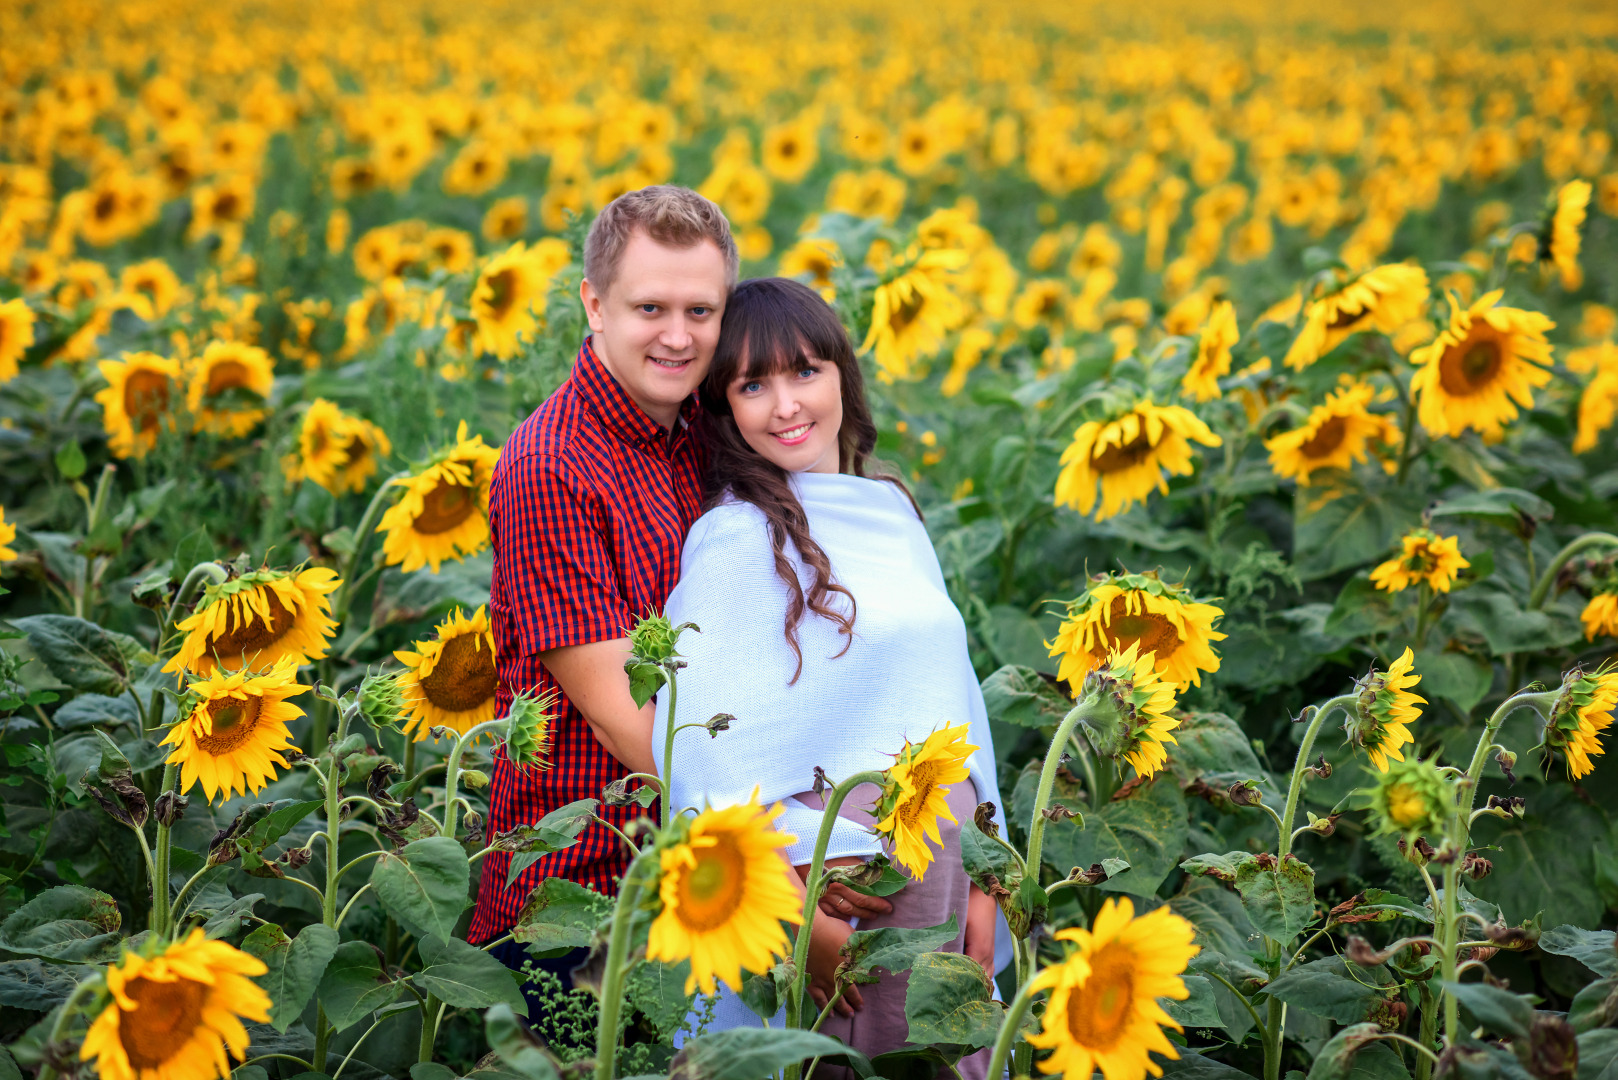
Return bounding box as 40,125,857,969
493,453,632,656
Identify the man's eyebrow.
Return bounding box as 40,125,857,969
625,295,722,308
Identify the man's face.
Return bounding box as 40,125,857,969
581,231,729,429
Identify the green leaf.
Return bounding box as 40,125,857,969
1539,927,1618,978
0,961,95,1011
411,1065,458,1080
1043,774,1187,897
670,1029,862,1080
1160,975,1224,1031
980,665,1071,730
1159,1049,1260,1080
625,660,666,709
1181,852,1247,884
370,836,471,942
0,1046,22,1080
839,916,959,985
1448,583,1585,656
240,800,324,855
509,878,612,952
242,923,340,1034
11,616,148,696
1427,487,1553,537
960,818,1019,894
315,941,402,1034
501,799,600,885
173,530,217,577
903,952,1003,1049
1265,957,1393,1023
1472,786,1606,929
416,935,528,1016
627,959,695,1038
1294,487,1422,581
825,855,909,898
1578,1028,1618,1080
1439,980,1534,1038
1412,649,1492,715
1569,977,1618,1034
1167,712,1267,780
485,1004,562,1080
1305,1024,1409,1080
51,693,140,731
738,961,796,1022
0,885,123,962
54,441,86,481
1235,855,1316,941
1327,889,1432,926
1325,575,1403,641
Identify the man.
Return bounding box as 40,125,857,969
472,186,734,974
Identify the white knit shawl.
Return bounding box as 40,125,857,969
651,471,1006,867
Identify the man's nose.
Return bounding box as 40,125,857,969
660,314,693,353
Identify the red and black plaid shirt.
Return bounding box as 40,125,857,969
470,337,706,942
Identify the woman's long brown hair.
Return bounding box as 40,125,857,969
698,277,917,684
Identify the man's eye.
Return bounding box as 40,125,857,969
690,306,710,316
639,304,658,314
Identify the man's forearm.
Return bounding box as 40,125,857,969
538,638,657,776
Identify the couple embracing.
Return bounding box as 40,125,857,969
467,185,1006,1067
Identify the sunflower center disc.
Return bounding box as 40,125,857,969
124,370,172,432
485,268,517,320
210,588,296,657
196,695,265,754
1065,942,1135,1051
414,478,478,534
1104,599,1183,660
117,974,208,1070
206,360,251,397
1438,335,1502,395
1299,415,1349,458
676,836,747,932
890,291,925,336
1325,304,1367,331
1090,431,1154,474
897,759,947,829
1387,782,1426,827
420,633,499,712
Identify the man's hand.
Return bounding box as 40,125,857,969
538,638,656,775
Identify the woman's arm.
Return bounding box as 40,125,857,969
964,883,996,976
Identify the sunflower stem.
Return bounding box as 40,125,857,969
1025,695,1110,884
1460,690,1555,818
442,717,507,839
315,704,349,1074
1278,695,1353,860
659,665,679,830
35,977,103,1080
150,762,178,937
162,560,229,648
785,769,888,1036
982,975,1039,1080
1439,850,1461,1045
593,848,655,1080
1415,983,1439,1080
1527,532,1618,610
1413,583,1432,650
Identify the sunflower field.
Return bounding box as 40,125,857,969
4,0,1618,1078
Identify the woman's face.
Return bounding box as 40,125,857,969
726,353,843,474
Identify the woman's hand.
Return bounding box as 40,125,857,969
807,916,864,1017
965,883,996,977
794,856,895,922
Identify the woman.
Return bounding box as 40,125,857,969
652,277,1005,1069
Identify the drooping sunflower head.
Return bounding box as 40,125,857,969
1349,647,1425,772
394,605,500,740
160,655,308,802
1541,663,1618,781
286,399,393,496
95,351,180,459
1046,570,1225,693
1368,529,1470,594
186,340,275,438
1076,642,1182,780
872,722,977,881
1541,179,1591,291
1409,290,1555,441
858,248,968,381
1027,896,1200,1080
377,421,502,573
505,689,557,772
471,240,565,360
80,929,271,1080
0,297,37,382
1264,380,1401,486
1054,398,1222,522
1180,299,1239,403
1366,755,1452,842
1282,262,1430,371
116,258,183,320
645,794,803,995
162,565,340,679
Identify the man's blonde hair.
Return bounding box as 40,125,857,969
582,185,739,297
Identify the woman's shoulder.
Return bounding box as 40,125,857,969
684,495,771,554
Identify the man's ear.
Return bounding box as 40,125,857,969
580,277,606,333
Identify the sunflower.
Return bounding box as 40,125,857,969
1265,380,1401,484
645,795,803,995
161,655,307,800
284,399,393,496
1369,529,1470,594
95,352,180,459
1028,896,1199,1080
1582,591,1618,642
1543,664,1618,780
471,242,562,360
1054,398,1222,522
1283,263,1430,370
163,566,339,679
761,117,819,184
424,227,476,273
116,258,183,320
825,169,907,222
394,605,499,740
1367,756,1452,840
378,421,502,573
481,196,530,243
1086,643,1181,779
1011,279,1070,334
778,237,842,301
1409,290,1554,441
185,341,274,437
80,929,271,1080
871,723,977,881
1542,179,1590,291
0,506,17,562
1574,363,1618,454
1046,571,1225,693
0,298,35,382
441,138,509,197
859,248,968,380
1348,647,1423,772
1181,300,1238,402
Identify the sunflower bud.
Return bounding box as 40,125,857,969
506,690,555,771
704,712,735,736
1368,757,1453,843
1526,1014,1578,1080
1075,643,1181,780
282,847,312,870
357,669,408,729
626,612,694,665
1305,811,1340,837
1397,837,1429,867
1228,780,1264,807
367,762,401,805
1305,755,1332,780
464,811,485,845
1484,794,1526,818
459,768,490,789
1495,749,1518,785
1463,853,1493,880
1043,804,1079,823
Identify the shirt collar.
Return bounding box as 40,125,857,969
573,337,702,452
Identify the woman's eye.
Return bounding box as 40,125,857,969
798,365,817,378
741,381,762,394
